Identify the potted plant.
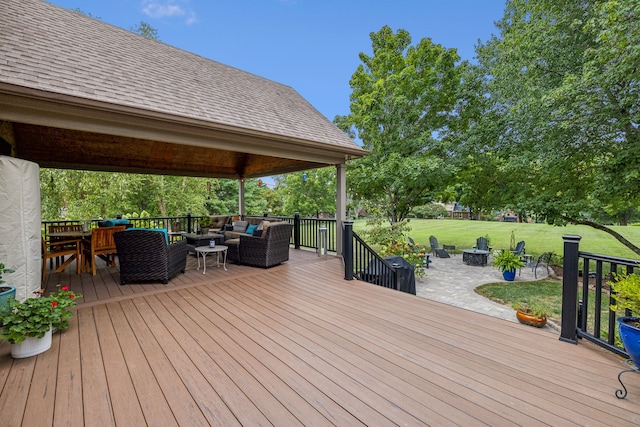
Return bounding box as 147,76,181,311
36,285,83,331
199,217,214,235
493,249,525,281
0,262,16,317
0,286,82,358
609,272,640,366
513,300,548,327
1,295,57,358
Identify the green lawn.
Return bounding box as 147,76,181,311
353,218,640,261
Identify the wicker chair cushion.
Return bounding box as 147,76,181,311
127,227,168,244
261,221,286,237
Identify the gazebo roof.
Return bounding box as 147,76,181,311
0,0,366,178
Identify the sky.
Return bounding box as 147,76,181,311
46,0,506,122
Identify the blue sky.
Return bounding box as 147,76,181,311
46,0,506,121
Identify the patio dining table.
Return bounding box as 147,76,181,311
46,230,93,275
48,230,93,239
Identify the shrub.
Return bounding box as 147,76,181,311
361,217,411,247
381,241,427,277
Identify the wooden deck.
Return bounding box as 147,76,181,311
2,249,640,426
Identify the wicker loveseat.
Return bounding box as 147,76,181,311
114,229,187,285
223,217,279,240
226,222,293,268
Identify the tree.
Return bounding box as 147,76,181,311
467,0,640,253
276,169,336,218
337,26,462,224
39,169,233,220
130,21,160,40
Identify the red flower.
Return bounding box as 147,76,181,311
69,294,75,299
51,301,58,307
61,286,69,291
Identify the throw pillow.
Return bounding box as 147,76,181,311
232,220,248,232
257,220,268,231
246,224,258,235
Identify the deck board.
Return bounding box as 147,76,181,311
1,250,640,425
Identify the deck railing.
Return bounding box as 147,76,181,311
244,214,337,253
342,221,399,290
560,235,639,358
43,213,338,253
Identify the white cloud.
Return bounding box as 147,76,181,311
141,0,197,24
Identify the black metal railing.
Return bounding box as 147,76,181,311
243,213,337,253
560,235,639,358
43,215,197,234
43,213,338,253
342,221,399,290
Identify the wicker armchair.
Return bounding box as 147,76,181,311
114,230,187,285
228,223,293,268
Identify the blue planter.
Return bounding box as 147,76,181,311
618,317,640,365
0,285,16,316
502,269,516,281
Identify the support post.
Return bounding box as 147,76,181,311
186,212,193,233
238,179,245,216
560,235,582,344
293,212,301,249
343,220,353,280
336,163,346,256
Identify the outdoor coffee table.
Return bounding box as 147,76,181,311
462,249,489,266
183,232,224,254
195,245,228,273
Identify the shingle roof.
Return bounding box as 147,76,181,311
0,0,364,155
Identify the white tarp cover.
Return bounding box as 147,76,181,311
0,156,41,301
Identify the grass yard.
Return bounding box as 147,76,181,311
353,218,640,261
476,279,616,342
475,279,563,320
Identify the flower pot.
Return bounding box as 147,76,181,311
516,309,547,328
0,285,16,316
618,317,640,366
10,327,52,358
502,269,516,281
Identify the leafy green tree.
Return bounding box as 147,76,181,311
412,203,448,219
467,0,640,253
40,169,230,220
130,21,160,40
205,179,238,215
337,26,462,224
277,169,336,218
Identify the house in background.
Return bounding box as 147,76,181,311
442,202,471,219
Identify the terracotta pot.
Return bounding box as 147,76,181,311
516,309,547,328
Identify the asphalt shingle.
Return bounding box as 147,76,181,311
0,0,360,151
